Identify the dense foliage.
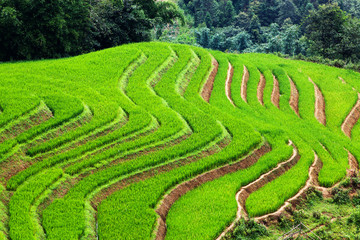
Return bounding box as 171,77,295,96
223,219,269,240
0,0,90,60
2,0,360,64
305,4,360,62
159,0,360,64
0,0,184,61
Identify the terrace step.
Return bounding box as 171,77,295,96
309,77,326,126
257,73,266,105
289,76,299,116
272,75,280,108
156,143,271,240
241,66,249,103
341,93,360,138
225,63,235,106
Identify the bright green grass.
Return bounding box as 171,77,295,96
164,51,360,239
1,42,360,240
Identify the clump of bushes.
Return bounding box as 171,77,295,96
312,211,321,219
348,207,360,232
224,218,269,240
332,187,351,205
352,192,360,206
305,187,323,207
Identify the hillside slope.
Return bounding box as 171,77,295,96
0,42,360,240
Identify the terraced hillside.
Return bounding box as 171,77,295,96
0,42,360,240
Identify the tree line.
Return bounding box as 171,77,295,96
0,0,184,61
158,0,360,66
2,0,360,66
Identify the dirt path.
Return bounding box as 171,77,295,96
257,74,266,105
0,120,132,183
216,141,298,239
26,111,130,167
309,78,326,126
225,63,235,106
271,76,280,109
289,76,299,116
201,57,219,102
155,143,271,240
341,93,360,138
0,103,53,143
265,147,359,217
347,151,359,177
256,152,321,224
241,66,249,103
0,106,95,184
81,137,232,240
24,105,93,155
89,135,230,208
339,77,346,84
316,150,359,198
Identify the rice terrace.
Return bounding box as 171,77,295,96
2,41,360,239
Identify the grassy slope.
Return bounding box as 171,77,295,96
165,51,360,239
0,43,360,240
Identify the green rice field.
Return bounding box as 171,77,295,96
0,42,360,239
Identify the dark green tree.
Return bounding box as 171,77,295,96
277,0,301,24
305,2,315,13
282,24,300,55
0,0,90,60
267,35,283,53
224,0,236,24
338,0,360,18
156,1,185,25
249,14,262,42
89,0,153,50
234,11,251,29
153,1,185,38
233,31,252,51
262,23,281,53
258,0,280,26
210,33,223,50
202,0,219,25
216,0,236,27
0,0,184,61
196,27,210,48
0,5,21,60
339,17,360,62
232,0,250,12
205,12,213,28
304,4,348,59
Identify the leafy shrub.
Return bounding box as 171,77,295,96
353,194,360,206
224,218,269,240
340,178,351,188
294,209,309,220
313,211,321,219
278,215,294,229
332,188,350,205
348,207,360,232
306,187,323,206
315,228,335,239
352,177,360,188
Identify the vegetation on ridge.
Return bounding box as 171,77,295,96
0,42,359,239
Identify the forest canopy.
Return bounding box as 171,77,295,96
159,0,360,65
0,0,184,61
1,0,360,65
